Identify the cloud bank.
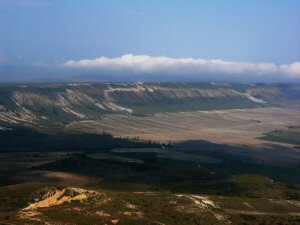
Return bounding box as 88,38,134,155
63,54,300,78
279,62,300,77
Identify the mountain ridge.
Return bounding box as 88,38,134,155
0,82,299,128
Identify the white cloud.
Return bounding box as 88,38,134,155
279,62,300,77
63,54,300,78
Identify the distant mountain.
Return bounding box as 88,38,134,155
0,82,299,128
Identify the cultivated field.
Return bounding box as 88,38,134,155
66,107,300,145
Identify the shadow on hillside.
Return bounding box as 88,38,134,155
0,127,160,152
176,140,300,167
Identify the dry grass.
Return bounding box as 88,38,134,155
66,107,300,146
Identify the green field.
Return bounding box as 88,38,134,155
258,126,300,145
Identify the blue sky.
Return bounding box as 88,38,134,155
0,0,300,82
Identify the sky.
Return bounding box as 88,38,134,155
0,0,300,82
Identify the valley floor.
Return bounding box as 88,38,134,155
66,107,300,145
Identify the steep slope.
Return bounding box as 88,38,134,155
0,82,299,128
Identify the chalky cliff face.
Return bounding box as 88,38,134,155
0,82,299,127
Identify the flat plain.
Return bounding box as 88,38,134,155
66,107,300,145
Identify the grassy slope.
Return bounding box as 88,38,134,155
0,145,300,224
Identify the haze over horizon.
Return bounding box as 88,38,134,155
0,0,300,82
